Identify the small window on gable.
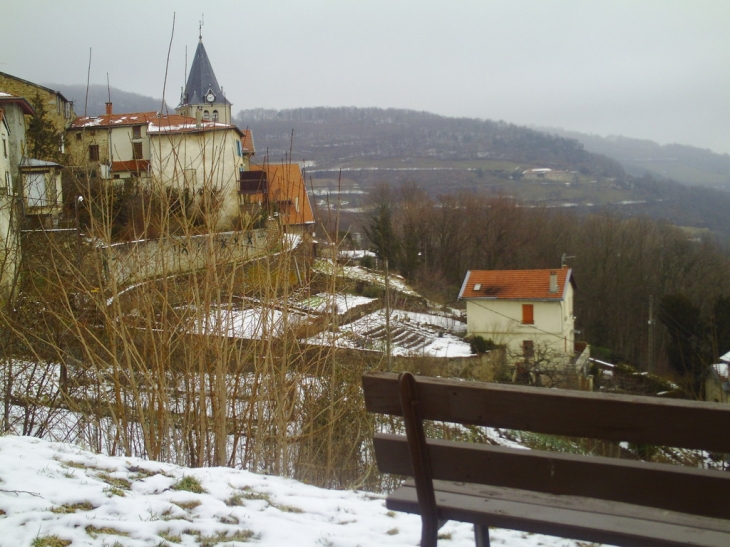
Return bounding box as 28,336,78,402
132,126,141,139
522,304,534,325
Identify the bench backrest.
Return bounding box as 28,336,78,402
362,372,730,520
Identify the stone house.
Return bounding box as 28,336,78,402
0,71,74,156
458,268,576,363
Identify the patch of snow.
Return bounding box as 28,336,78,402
0,435,593,547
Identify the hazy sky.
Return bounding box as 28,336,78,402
2,1,728,154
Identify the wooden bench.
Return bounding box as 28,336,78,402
362,371,730,547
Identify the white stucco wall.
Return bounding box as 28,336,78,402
149,128,246,230
466,283,575,360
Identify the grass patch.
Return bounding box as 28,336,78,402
273,502,303,513
199,530,256,545
97,472,131,490
386,527,399,535
50,501,94,514
172,475,206,494
225,487,270,507
437,531,453,540
172,499,202,511
85,525,129,538
31,537,71,547
159,530,182,543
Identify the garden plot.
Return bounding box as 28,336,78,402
296,292,377,314
308,308,472,357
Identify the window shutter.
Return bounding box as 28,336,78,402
522,304,534,325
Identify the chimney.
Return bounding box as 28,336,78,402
549,270,558,294
105,102,113,116
195,106,203,128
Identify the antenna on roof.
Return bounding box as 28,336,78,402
84,47,92,117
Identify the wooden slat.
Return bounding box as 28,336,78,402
374,434,730,519
362,372,730,452
387,483,730,547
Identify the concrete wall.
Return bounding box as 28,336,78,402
98,228,271,286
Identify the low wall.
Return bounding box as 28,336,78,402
21,228,273,289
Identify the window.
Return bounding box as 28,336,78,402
89,144,100,161
523,340,534,361
132,126,142,139
522,304,534,325
3,171,11,194
2,137,6,158
133,142,143,160
203,110,210,120
76,132,81,141
26,172,48,206
212,110,219,121
236,140,243,157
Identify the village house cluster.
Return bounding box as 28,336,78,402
0,35,314,303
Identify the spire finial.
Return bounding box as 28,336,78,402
199,14,204,41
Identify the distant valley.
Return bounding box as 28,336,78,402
47,84,730,239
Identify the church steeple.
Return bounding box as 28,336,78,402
176,34,232,124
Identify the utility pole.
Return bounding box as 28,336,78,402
385,257,392,370
648,295,655,373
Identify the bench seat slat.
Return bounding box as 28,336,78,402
374,433,730,520
363,372,730,453
388,482,730,547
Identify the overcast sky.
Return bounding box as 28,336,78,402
2,1,728,154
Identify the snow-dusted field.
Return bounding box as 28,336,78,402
0,435,595,547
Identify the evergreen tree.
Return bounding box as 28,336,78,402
26,92,63,162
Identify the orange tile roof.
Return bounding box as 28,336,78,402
250,163,315,226
241,130,255,154
459,268,573,301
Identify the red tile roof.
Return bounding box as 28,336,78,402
459,268,574,301
70,112,158,128
70,111,244,137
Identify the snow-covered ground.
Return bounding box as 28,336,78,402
0,435,593,547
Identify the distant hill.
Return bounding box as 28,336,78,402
236,107,625,179
48,84,172,117
539,127,730,190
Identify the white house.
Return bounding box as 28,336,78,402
458,268,576,362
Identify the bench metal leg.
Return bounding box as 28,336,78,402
474,524,490,547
